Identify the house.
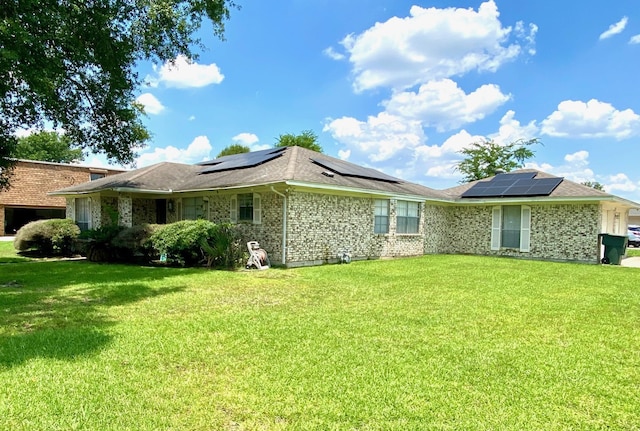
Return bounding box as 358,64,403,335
0,159,125,236
50,146,639,266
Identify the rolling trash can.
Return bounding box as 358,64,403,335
599,233,628,265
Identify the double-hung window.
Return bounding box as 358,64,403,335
491,205,531,252
182,197,206,220
230,193,261,224
396,200,420,234
75,197,91,231
374,199,389,234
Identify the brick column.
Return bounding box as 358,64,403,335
118,194,132,227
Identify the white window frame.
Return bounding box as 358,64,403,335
230,193,261,224
396,200,420,234
374,199,389,234
491,205,531,252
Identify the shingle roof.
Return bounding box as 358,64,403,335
52,146,450,200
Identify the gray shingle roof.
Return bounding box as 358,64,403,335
52,146,450,200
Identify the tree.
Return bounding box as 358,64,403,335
456,138,540,183
0,0,238,190
14,131,84,163
581,181,605,191
275,130,323,153
217,144,250,158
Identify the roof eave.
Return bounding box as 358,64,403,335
453,195,640,206
284,180,452,202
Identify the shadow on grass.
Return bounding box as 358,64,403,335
0,260,190,368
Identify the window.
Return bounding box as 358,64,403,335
230,193,261,224
396,200,420,234
90,172,106,181
238,193,253,221
182,197,206,220
491,205,531,252
374,199,389,234
75,197,91,231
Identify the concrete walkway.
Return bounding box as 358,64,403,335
621,256,640,268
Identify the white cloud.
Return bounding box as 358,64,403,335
136,135,212,167
232,133,259,146
340,1,536,91
383,79,511,131
135,93,165,115
541,99,640,140
604,173,637,193
630,34,640,44
489,110,539,144
323,112,425,162
525,151,595,185
147,55,224,88
231,133,271,151
338,149,351,160
415,129,481,160
599,16,628,40
323,46,345,60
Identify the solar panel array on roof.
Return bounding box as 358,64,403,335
310,158,400,183
199,147,286,174
461,173,563,198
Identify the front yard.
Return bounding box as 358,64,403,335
1,242,639,430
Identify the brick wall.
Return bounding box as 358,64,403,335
58,186,605,266
439,203,601,263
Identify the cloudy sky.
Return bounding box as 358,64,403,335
97,0,640,201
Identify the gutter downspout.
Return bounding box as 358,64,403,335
271,186,287,265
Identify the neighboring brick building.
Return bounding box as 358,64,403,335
0,160,125,235
51,146,640,266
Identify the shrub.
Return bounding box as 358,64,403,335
201,223,243,269
113,224,159,262
149,219,217,266
14,219,80,256
79,224,126,262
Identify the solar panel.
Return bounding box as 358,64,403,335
311,158,400,183
493,172,536,181
461,172,563,198
199,147,286,173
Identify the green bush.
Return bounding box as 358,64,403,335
13,219,80,256
149,219,217,266
79,224,126,262
113,224,160,262
78,224,160,263
201,223,243,269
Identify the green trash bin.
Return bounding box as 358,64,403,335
600,233,628,265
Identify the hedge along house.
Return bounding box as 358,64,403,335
51,146,639,266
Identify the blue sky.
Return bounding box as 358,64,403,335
92,0,640,201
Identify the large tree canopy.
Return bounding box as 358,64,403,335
14,131,84,163
0,0,237,189
275,130,323,153
456,138,540,183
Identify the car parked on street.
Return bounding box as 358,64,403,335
628,230,640,247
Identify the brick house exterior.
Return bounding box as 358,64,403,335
0,160,124,235
51,146,639,266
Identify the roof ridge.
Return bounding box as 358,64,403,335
283,145,299,180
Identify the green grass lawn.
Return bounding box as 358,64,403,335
1,241,639,430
